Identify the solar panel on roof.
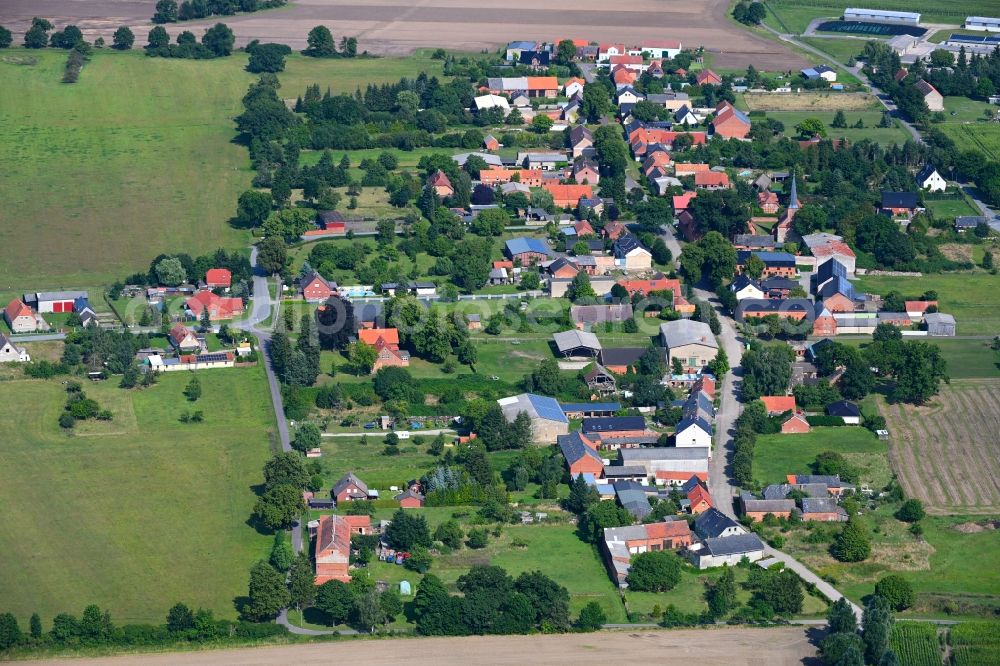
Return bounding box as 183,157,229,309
529,394,568,423
197,353,229,362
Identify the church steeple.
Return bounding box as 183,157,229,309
788,174,799,210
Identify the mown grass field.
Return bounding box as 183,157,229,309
0,49,253,289
753,426,890,488
765,110,913,145
854,272,1000,335
0,367,276,624
0,49,448,292
799,36,867,65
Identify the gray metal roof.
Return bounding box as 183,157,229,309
553,329,602,354
659,319,717,350
703,533,765,556
619,447,710,461
694,507,744,539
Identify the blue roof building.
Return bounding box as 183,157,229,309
505,237,552,259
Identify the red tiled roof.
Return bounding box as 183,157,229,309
672,191,697,210
645,520,692,539
760,395,796,414
656,471,709,482
687,484,713,507
544,183,593,203
5,299,32,320
613,68,638,85
758,191,779,205
904,300,937,312
696,69,722,85
185,291,243,319
205,268,232,288
609,54,643,66
428,170,452,188
695,171,730,187
526,76,559,91
358,328,399,346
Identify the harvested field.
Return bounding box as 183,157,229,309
881,380,1000,515
42,627,819,665
4,0,807,70
742,92,878,111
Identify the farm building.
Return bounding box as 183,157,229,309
560,402,620,419
965,16,1000,32
688,533,766,569
925,312,956,336
24,290,88,314
801,65,837,82
505,237,553,265
843,8,920,24
599,347,647,374
616,447,710,476
740,492,795,521
602,519,693,587
553,329,602,357
558,431,605,477
801,497,848,522
582,416,647,438
497,393,569,443
827,400,862,425
915,79,944,112
395,490,425,508
614,480,654,520
570,303,634,329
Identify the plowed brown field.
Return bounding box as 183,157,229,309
2,0,806,70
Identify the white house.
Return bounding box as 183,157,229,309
637,40,682,59
688,533,766,569
916,165,947,192
563,78,585,98
0,333,30,363
615,86,643,106
731,275,765,301
674,417,713,448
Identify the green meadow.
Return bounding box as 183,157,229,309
0,367,275,624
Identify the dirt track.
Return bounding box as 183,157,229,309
40,627,818,665
2,0,806,69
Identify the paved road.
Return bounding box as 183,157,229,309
660,226,862,621
275,609,358,636
236,245,302,553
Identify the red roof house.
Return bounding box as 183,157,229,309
205,268,232,289
694,171,731,190
544,183,593,208
672,191,697,212
687,484,713,514
185,290,244,321
696,69,722,85
781,412,811,434
428,170,454,198
314,514,372,584
4,299,39,333
301,272,336,303
760,395,796,416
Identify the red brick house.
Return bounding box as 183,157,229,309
781,412,811,434
205,268,232,289
169,324,200,352
711,101,751,140
813,307,837,336
687,484,713,514
573,220,596,238
823,291,855,313
758,190,779,214
548,257,580,279
558,431,605,477
359,328,409,372
483,134,500,152
332,472,370,503
395,489,425,508
314,514,372,584
301,271,336,303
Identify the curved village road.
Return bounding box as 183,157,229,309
660,227,863,622
235,245,302,554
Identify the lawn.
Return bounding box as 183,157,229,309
938,123,1000,160
853,272,1000,335
765,110,913,146
0,367,276,625
753,426,889,488
800,37,868,65
942,96,997,123
275,52,447,99
0,49,254,290
923,195,981,221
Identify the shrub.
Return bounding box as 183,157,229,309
895,499,925,523
875,575,914,611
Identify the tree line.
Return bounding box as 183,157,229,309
152,0,286,24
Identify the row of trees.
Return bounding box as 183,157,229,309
145,22,234,58
152,0,286,23
0,603,283,652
